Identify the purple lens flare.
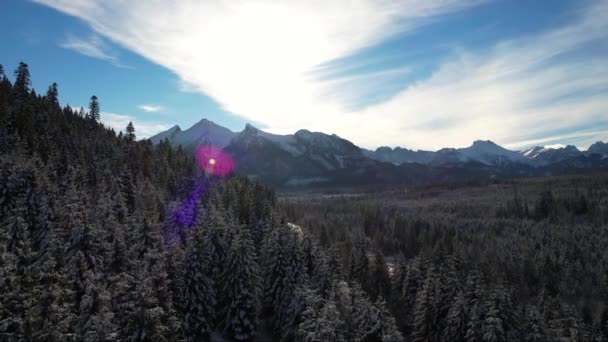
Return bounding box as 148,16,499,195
196,145,235,176
164,145,235,247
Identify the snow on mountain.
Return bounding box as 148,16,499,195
519,144,582,165
423,140,528,166
364,146,434,165
521,146,545,158
148,118,607,187
149,118,236,149
236,123,302,156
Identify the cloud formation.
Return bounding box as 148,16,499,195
38,0,607,150
138,104,163,113
60,33,129,68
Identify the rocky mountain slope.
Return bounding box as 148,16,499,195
150,119,608,188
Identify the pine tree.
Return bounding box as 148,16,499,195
0,162,36,339
296,289,345,342
77,269,116,341
180,227,216,341
400,256,423,335
444,290,468,342
369,252,391,301
411,266,437,342
481,299,504,342
349,239,369,292
221,228,261,341
374,297,405,341
46,82,59,107
13,62,31,104
125,121,136,142
465,269,485,342
89,95,100,122
262,228,290,315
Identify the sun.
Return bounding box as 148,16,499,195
209,158,216,166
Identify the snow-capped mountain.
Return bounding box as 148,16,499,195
148,119,608,188
149,118,237,149
365,140,527,166
362,146,434,165
426,140,528,166
518,145,582,165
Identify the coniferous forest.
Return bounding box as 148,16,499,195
1,61,608,342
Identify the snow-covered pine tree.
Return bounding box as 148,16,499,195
411,266,438,342
481,298,505,342
276,229,307,336
524,305,546,342
464,268,485,342
374,296,405,341
369,251,391,301
262,228,290,315
296,289,345,342
77,269,116,341
348,239,369,292
400,256,423,335
221,227,262,341
350,282,380,341
444,289,468,342
200,205,230,325
180,225,216,341
0,160,36,339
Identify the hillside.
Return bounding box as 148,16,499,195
0,62,405,341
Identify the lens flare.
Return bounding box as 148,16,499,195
196,145,235,176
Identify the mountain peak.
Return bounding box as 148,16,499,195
588,141,607,154
192,118,222,128
472,140,498,147
244,123,260,132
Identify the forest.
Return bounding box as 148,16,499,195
1,60,608,342
0,63,405,341
281,175,608,341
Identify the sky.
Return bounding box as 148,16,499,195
0,0,606,151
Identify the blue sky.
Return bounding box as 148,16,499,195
1,0,606,150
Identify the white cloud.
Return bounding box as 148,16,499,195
60,33,129,68
38,0,607,150
137,104,163,113
101,112,171,139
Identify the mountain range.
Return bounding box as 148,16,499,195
150,119,608,188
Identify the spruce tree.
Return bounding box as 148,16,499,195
296,290,345,342
181,226,216,341
481,300,504,342
221,228,262,340
46,82,59,107
89,95,100,122
444,290,468,342
13,62,31,103
411,266,437,342
125,121,136,142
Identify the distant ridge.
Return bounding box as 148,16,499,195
149,118,608,188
